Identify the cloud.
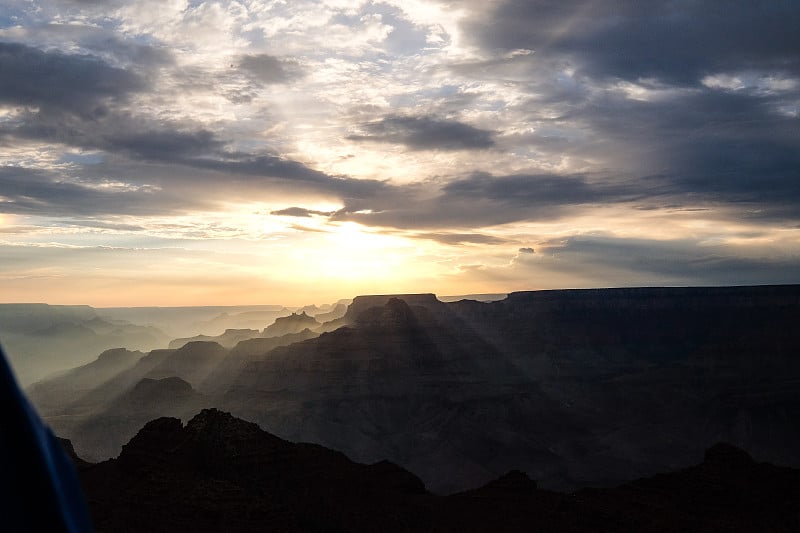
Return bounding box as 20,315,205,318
456,233,800,289
447,3,799,229
9,104,226,164
332,171,642,230
465,1,800,85
1,1,798,302
445,8,800,228
0,41,145,117
0,42,395,213
271,207,335,217
58,220,146,231
107,128,225,161
442,172,632,207
0,155,393,218
0,22,172,67
568,89,800,220
289,224,330,233
417,232,510,245
0,166,185,217
535,234,800,286
9,105,342,188
348,115,495,150
238,54,303,84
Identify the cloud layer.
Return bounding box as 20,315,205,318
0,0,798,304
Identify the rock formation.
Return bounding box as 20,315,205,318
73,409,800,533
262,311,320,337
28,285,800,495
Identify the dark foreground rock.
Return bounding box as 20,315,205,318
73,410,800,533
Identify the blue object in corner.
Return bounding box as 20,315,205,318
0,344,94,533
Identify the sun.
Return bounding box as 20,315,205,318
311,222,408,281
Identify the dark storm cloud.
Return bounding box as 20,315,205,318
456,2,800,227
238,54,303,84
335,132,798,230
533,234,800,286
190,154,334,184
107,129,224,161
442,172,636,207
0,41,144,116
570,89,800,220
348,115,495,150
449,0,800,229
10,107,228,165
467,1,800,85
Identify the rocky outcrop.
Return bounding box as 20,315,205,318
354,297,419,330
342,293,441,324
74,411,800,532
262,312,320,337
128,377,194,406
81,409,427,532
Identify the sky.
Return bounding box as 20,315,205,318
0,0,798,306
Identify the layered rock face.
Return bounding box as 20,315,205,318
220,286,800,492
73,409,800,533
31,285,800,494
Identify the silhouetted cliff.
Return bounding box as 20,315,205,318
73,410,800,533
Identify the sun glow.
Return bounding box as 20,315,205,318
301,221,415,281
